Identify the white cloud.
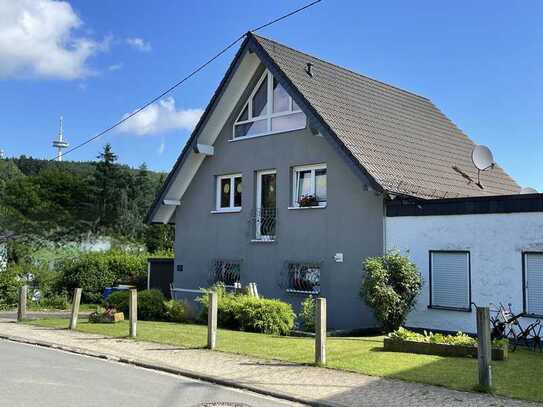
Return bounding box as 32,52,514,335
108,63,123,71
126,37,151,52
118,97,203,136
0,0,108,79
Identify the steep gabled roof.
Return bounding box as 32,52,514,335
148,33,519,224
252,34,519,199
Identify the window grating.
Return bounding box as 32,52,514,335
282,262,321,294
210,259,242,286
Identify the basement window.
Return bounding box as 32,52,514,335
285,262,321,294
211,259,241,287
215,174,242,212
233,70,306,140
429,251,471,311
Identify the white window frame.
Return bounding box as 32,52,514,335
291,164,327,208
232,70,306,140
255,169,277,241
214,174,242,213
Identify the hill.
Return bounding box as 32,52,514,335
0,145,172,251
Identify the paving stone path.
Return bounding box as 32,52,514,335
0,318,538,407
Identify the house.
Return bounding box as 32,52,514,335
148,33,543,331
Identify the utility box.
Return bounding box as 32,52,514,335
147,258,174,299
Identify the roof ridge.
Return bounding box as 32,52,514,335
251,32,432,103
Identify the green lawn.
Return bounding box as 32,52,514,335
26,318,543,402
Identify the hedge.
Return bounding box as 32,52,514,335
198,285,295,335
56,251,148,303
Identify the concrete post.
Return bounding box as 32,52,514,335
315,297,326,365
476,306,492,390
69,288,82,330
207,291,218,350
252,283,259,299
129,289,137,338
17,285,27,322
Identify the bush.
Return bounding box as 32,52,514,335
57,250,148,303
299,296,315,332
0,263,23,308
106,290,130,314
35,294,68,310
138,290,167,320
164,299,188,323
106,289,166,321
361,252,423,332
198,285,295,335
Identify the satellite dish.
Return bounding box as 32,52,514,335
472,145,495,171
520,187,538,194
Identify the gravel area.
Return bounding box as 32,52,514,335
0,318,539,407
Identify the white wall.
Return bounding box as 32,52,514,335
386,212,543,333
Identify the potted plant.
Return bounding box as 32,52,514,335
299,194,319,207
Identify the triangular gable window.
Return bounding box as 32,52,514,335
233,70,306,139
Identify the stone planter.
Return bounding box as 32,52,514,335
383,337,508,361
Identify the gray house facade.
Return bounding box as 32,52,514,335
148,33,520,330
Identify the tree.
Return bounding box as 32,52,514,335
361,252,422,332
94,143,124,228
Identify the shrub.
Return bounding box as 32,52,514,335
164,299,188,323
106,290,130,314
0,263,23,307
57,250,148,303
35,294,68,310
138,290,167,320
299,296,315,332
198,285,295,335
361,252,422,332
105,289,166,321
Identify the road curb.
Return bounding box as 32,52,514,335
0,332,341,407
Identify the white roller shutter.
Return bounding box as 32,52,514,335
525,253,543,315
431,252,470,309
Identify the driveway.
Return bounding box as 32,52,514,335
0,340,303,407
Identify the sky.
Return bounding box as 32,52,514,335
0,0,542,190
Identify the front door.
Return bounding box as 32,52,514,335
256,170,276,240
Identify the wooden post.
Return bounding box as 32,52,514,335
17,285,27,322
476,306,492,390
315,297,326,365
207,291,217,350
69,288,82,330
129,289,137,338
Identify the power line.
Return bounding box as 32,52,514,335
51,0,322,161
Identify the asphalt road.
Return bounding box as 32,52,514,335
0,340,303,407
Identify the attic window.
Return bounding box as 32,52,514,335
233,70,306,140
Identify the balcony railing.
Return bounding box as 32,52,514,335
250,207,277,241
